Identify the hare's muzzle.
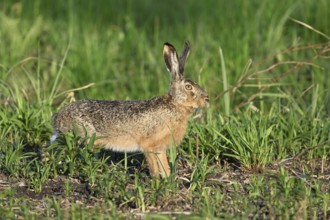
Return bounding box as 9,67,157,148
204,95,209,103
201,92,209,102
201,93,210,107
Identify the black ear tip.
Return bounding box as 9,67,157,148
184,41,190,46
164,42,174,47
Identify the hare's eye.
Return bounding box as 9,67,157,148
185,84,192,90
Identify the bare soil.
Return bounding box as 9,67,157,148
0,156,329,218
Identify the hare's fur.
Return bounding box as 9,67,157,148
52,42,208,178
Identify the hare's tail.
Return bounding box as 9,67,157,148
50,113,59,144
50,132,58,144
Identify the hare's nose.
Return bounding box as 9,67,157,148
204,94,209,102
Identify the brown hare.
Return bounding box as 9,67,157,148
51,41,209,178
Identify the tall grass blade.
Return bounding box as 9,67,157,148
290,18,330,40
49,42,71,104
219,47,230,115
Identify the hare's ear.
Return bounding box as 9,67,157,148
179,41,190,74
163,42,182,80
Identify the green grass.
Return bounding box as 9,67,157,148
0,0,330,219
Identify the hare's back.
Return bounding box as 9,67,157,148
52,98,168,134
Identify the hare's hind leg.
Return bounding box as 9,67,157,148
145,150,170,178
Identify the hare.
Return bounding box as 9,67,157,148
51,41,209,178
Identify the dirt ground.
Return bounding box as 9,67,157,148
0,156,329,218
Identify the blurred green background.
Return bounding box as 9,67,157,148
1,0,329,113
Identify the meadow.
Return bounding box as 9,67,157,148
0,0,329,219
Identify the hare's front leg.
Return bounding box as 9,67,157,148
157,150,170,178
145,152,158,177
144,150,170,178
